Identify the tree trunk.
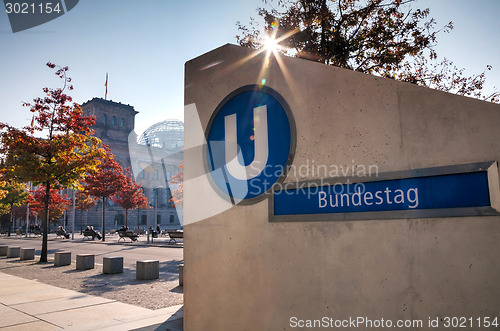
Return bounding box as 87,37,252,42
320,0,328,64
101,197,106,241
125,208,128,228
40,182,50,262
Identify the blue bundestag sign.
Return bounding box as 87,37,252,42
270,162,500,221
205,85,296,204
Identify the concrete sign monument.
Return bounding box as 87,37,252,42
184,44,500,330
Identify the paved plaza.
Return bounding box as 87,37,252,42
0,234,183,330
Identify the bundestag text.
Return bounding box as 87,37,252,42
318,186,419,209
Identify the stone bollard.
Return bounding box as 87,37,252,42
136,260,159,280
0,245,7,256
54,251,71,266
76,254,95,270
6,246,20,258
103,256,123,274
20,248,35,260
178,264,184,286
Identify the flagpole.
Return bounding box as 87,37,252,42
105,73,108,100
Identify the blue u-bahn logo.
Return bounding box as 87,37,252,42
205,85,296,204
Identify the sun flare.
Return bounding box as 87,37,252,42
263,35,279,54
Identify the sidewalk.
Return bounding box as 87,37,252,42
0,272,183,330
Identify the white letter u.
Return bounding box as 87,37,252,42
225,105,269,180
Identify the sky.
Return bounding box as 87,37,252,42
0,0,499,136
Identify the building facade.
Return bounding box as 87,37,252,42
76,98,183,232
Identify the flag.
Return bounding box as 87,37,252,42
104,73,108,100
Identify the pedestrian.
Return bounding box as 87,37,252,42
59,226,70,239
90,226,102,240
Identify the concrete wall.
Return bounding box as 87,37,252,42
184,44,500,330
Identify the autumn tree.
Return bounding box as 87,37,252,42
0,178,10,215
0,178,6,199
0,182,29,236
0,63,105,262
11,204,37,230
83,147,126,241
29,186,70,223
112,168,147,228
75,191,97,234
169,161,184,208
237,0,498,102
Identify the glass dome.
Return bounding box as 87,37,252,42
138,119,184,150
